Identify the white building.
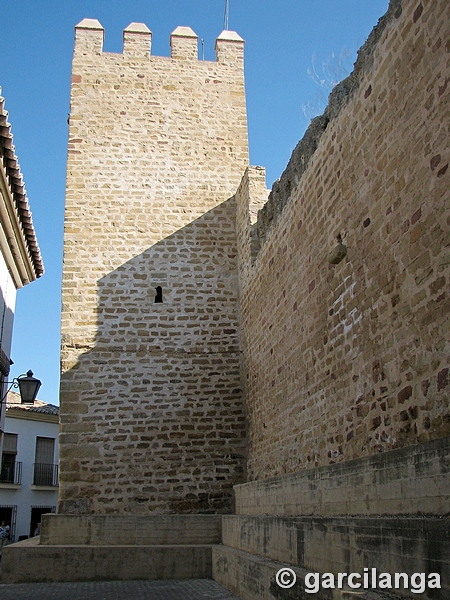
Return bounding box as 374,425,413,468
0,87,44,441
0,391,58,540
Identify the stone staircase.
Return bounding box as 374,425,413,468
2,439,448,599
212,438,450,599
1,514,221,583
4,513,447,598
213,515,448,599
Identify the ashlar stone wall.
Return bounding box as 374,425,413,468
60,20,248,514
236,0,449,481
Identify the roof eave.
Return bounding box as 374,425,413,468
0,92,44,285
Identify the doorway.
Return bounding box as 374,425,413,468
0,505,16,542
29,506,55,538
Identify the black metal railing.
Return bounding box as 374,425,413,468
33,463,58,486
0,461,22,484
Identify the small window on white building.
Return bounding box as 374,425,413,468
33,437,56,486
1,433,18,484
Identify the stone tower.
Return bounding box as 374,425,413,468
60,19,249,514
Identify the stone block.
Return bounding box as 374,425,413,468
2,541,213,584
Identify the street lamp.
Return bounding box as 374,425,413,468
16,370,42,404
1,370,42,406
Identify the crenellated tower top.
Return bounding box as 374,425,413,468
74,18,244,66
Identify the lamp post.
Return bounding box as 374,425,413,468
1,370,42,406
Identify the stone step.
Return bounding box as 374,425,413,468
220,515,449,584
218,515,450,598
234,437,450,517
2,537,213,583
40,513,222,545
213,545,405,600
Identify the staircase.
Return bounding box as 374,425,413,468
212,437,450,599
213,515,448,599
1,514,221,583
2,438,448,599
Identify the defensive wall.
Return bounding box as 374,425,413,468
213,1,449,595
235,0,449,483
60,20,248,514
59,0,449,518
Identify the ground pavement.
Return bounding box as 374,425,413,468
0,578,241,599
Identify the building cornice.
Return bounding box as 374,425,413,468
5,408,59,424
0,91,44,286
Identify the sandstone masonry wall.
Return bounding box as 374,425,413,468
60,21,248,513
236,0,449,481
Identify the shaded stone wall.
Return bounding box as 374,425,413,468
60,21,248,513
236,0,449,481
234,437,450,517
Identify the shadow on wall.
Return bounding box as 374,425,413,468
59,198,247,515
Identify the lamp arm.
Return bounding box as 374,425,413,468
0,378,20,406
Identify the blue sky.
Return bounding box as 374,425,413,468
2,0,389,405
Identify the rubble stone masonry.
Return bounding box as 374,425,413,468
236,0,449,480
61,0,449,515
60,20,248,513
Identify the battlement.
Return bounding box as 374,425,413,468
74,18,244,65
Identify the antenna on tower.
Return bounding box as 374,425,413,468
224,0,229,30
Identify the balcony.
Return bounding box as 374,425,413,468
32,463,58,487
0,461,22,485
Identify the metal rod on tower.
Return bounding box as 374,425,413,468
224,0,229,30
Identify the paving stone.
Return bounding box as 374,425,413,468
0,578,241,600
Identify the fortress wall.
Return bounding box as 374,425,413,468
236,0,449,481
60,22,248,514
